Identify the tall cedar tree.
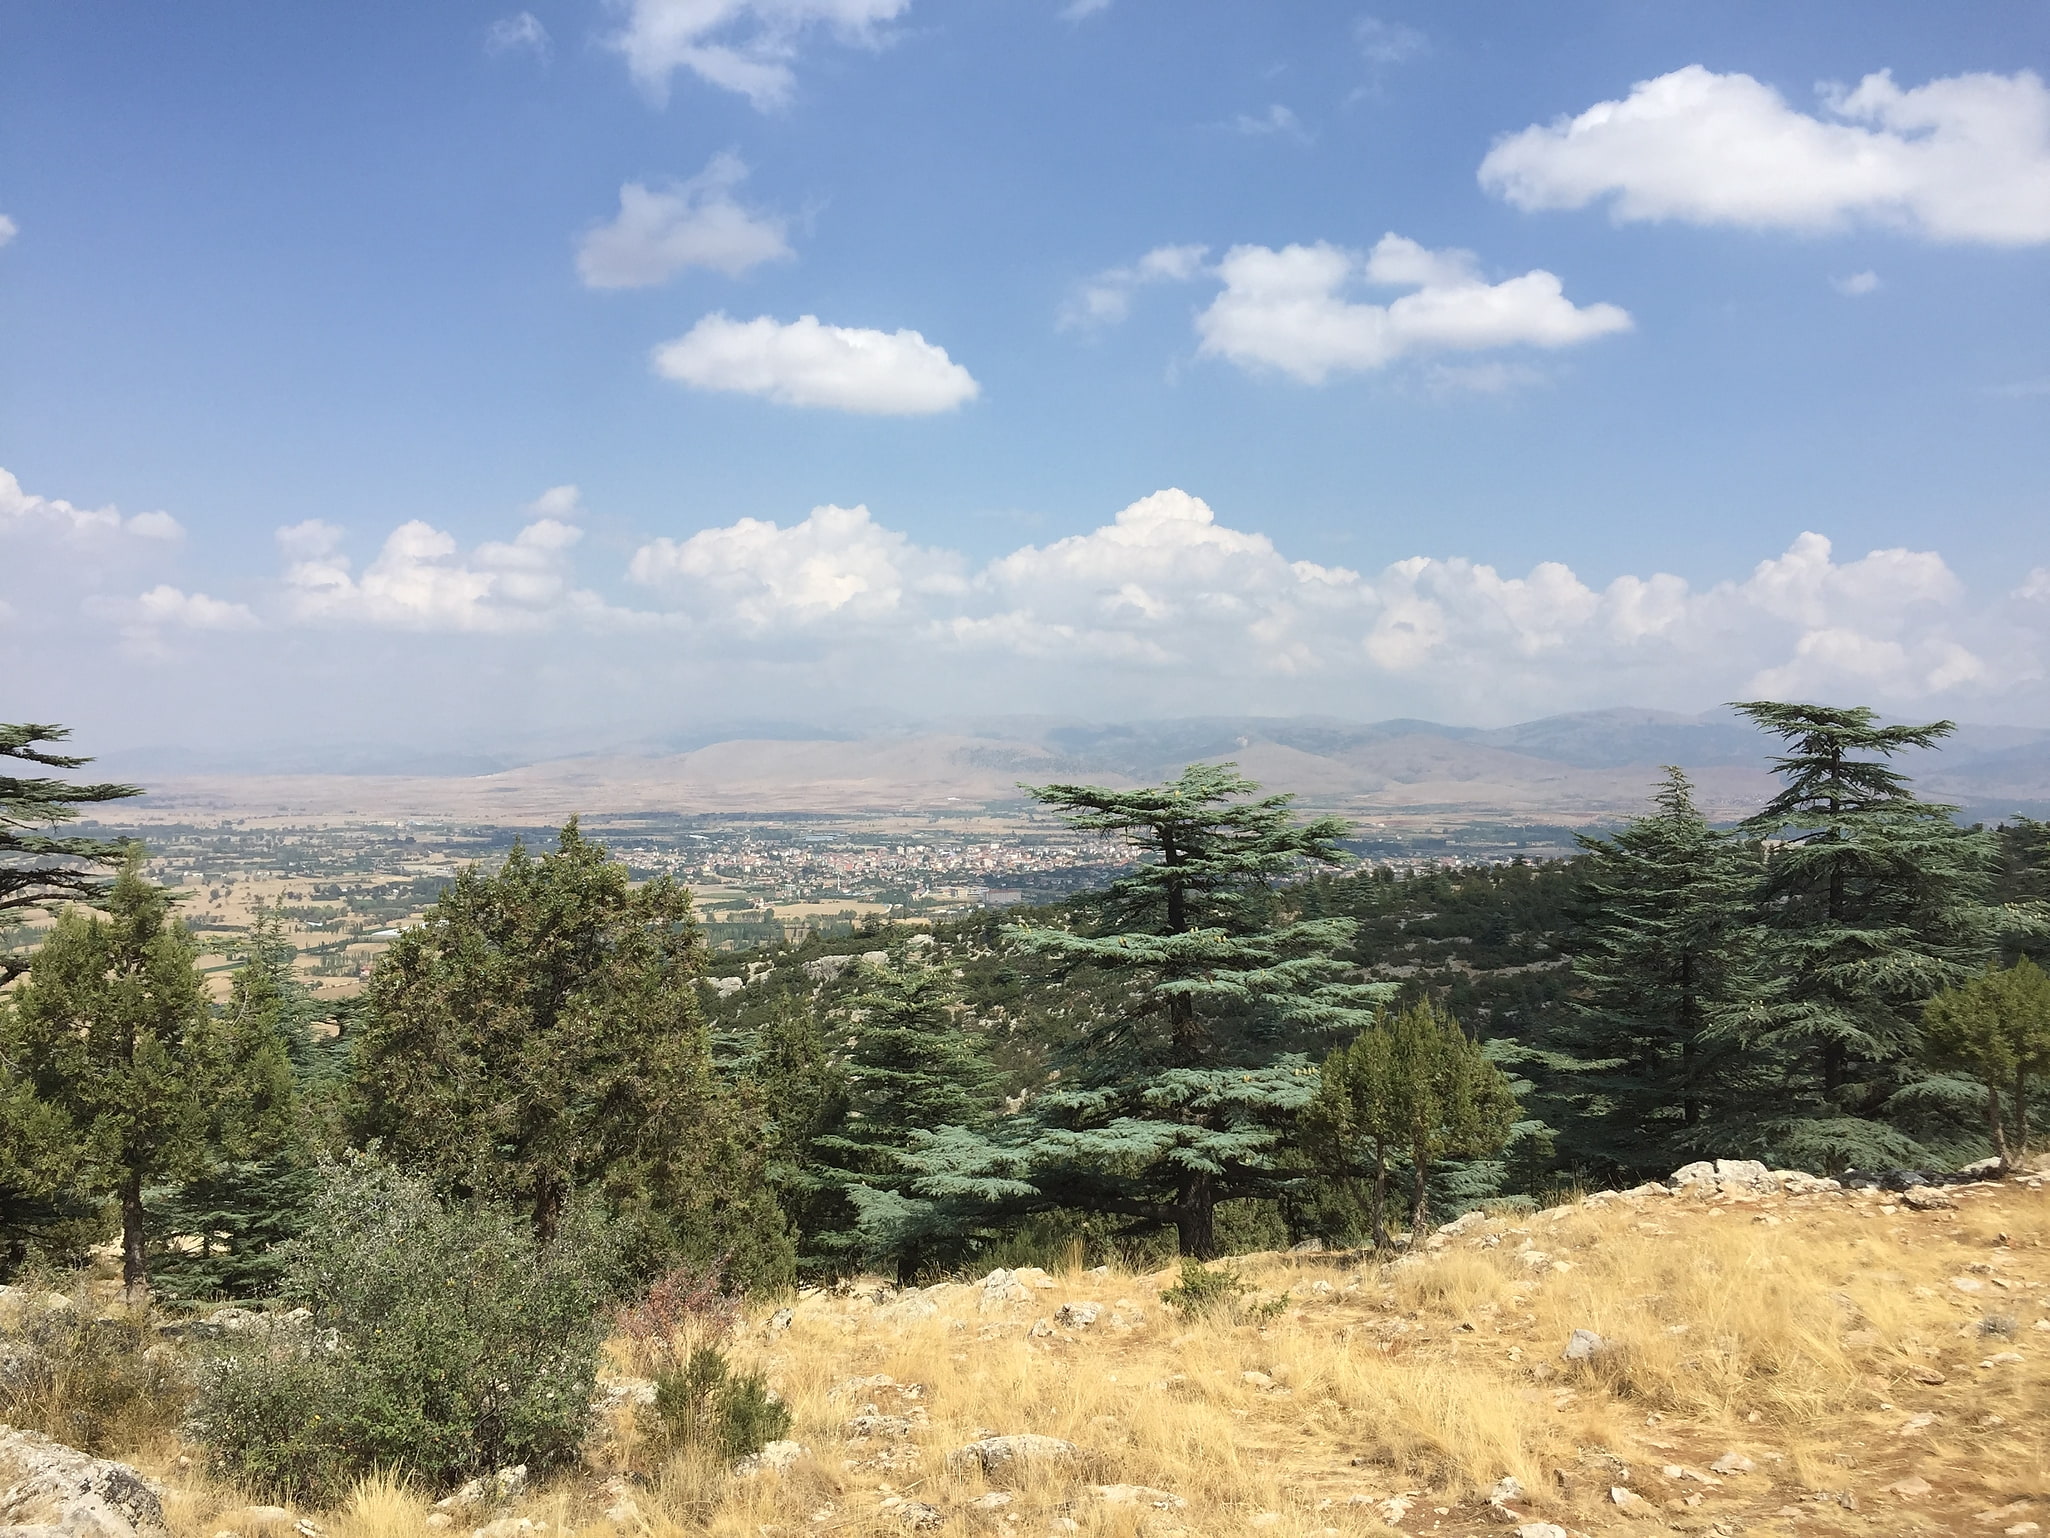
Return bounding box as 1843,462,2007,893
808,954,998,1280
1734,701,2013,1168
1,861,289,1296
1,724,142,983
1309,1000,1519,1245
742,1001,849,1276
149,906,317,1297
1558,767,1767,1177
351,820,791,1285
1922,959,2050,1172
1004,765,1391,1257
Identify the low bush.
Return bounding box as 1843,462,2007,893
642,1344,791,1462
1159,1257,1247,1318
188,1157,614,1505
0,1282,187,1453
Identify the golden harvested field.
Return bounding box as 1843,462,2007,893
156,1168,2050,1538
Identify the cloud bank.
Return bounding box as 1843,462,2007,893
11,467,2043,725
1481,66,2050,245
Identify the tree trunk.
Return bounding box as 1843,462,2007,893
120,1169,148,1304
532,1177,564,1247
1407,1144,1430,1246
1987,1079,2011,1175
1369,1149,1390,1251
1176,1169,1216,1259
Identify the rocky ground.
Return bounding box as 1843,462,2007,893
7,1159,2048,1538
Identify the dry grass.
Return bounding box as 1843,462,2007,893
145,1177,2050,1538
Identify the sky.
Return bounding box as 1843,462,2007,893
5,1,2050,761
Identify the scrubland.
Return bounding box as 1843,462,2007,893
125,1170,2050,1538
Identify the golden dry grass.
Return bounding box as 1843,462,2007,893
155,1176,2050,1538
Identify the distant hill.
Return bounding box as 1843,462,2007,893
109,707,2050,827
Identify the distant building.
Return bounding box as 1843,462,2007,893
983,888,1024,907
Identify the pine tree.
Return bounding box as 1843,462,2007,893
1555,767,1767,1177
0,860,274,1297
351,819,791,1284
1,724,143,983
808,954,998,1280
148,906,309,1298
1923,959,2050,1172
1733,701,2017,1169
1000,765,1392,1257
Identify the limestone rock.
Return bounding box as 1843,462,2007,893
469,1519,544,1538
1708,1451,1755,1476
1886,1475,1933,1498
1902,1187,1955,1211
1514,1526,1567,1538
1089,1485,1185,1510
1561,1328,1606,1362
0,1427,167,1538
1054,1302,1100,1329
948,1435,1077,1473
734,1441,807,1476
967,1494,1014,1512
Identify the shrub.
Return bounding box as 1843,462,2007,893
189,1157,615,1505
1159,1258,1247,1319
642,1345,791,1463
0,1281,187,1453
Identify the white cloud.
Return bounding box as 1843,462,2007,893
486,11,550,56
0,215,16,248
1833,270,1882,296
1480,65,2050,245
576,154,792,288
1194,235,1631,384
283,514,600,632
1233,105,1310,141
651,312,980,413
276,519,345,561
0,467,183,543
1354,17,1426,66
1060,0,1112,18
610,0,909,109
130,586,260,631
1058,243,1208,329
628,502,965,630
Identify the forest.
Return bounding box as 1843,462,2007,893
3,700,2047,1309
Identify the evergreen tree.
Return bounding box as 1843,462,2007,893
1733,701,2017,1168
741,1001,848,1276
1923,959,2050,1172
1,860,279,1297
1,724,143,983
998,765,1392,1257
1555,767,1767,1177
351,819,791,1285
149,907,310,1298
1304,1023,1400,1247
808,954,998,1280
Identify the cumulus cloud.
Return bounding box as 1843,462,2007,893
486,11,549,56
0,215,16,248
628,503,965,631
283,514,600,633
651,313,980,413
0,468,183,544
1480,65,2050,245
1194,235,1631,384
1058,244,1208,330
1060,0,1112,18
576,154,792,288
610,0,909,109
1833,270,1882,297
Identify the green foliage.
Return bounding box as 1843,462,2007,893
1555,768,1770,1178
0,1284,187,1454
1158,1257,1246,1318
1,859,286,1294
995,764,1394,1257
808,954,1000,1279
1732,701,2022,1169
1310,1000,1520,1242
643,1345,792,1464
351,819,791,1287
188,1157,614,1506
1923,958,2050,1170
0,724,143,985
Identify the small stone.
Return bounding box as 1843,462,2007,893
767,1308,795,1331
1708,1451,1755,1476
1490,1475,1525,1504
895,1503,944,1532
1886,1475,1933,1498
1514,1527,1567,1538
1954,1276,1989,1293
1054,1302,1101,1329
969,1494,1014,1512
1090,1485,1185,1510
1902,1187,1954,1211
1911,1364,1948,1384
1241,1371,1275,1389
1562,1328,1606,1361
1610,1486,1647,1511
2004,1524,2040,1536
1980,1351,2025,1367
948,1435,1077,1473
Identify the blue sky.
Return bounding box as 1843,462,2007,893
5,2,2050,756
